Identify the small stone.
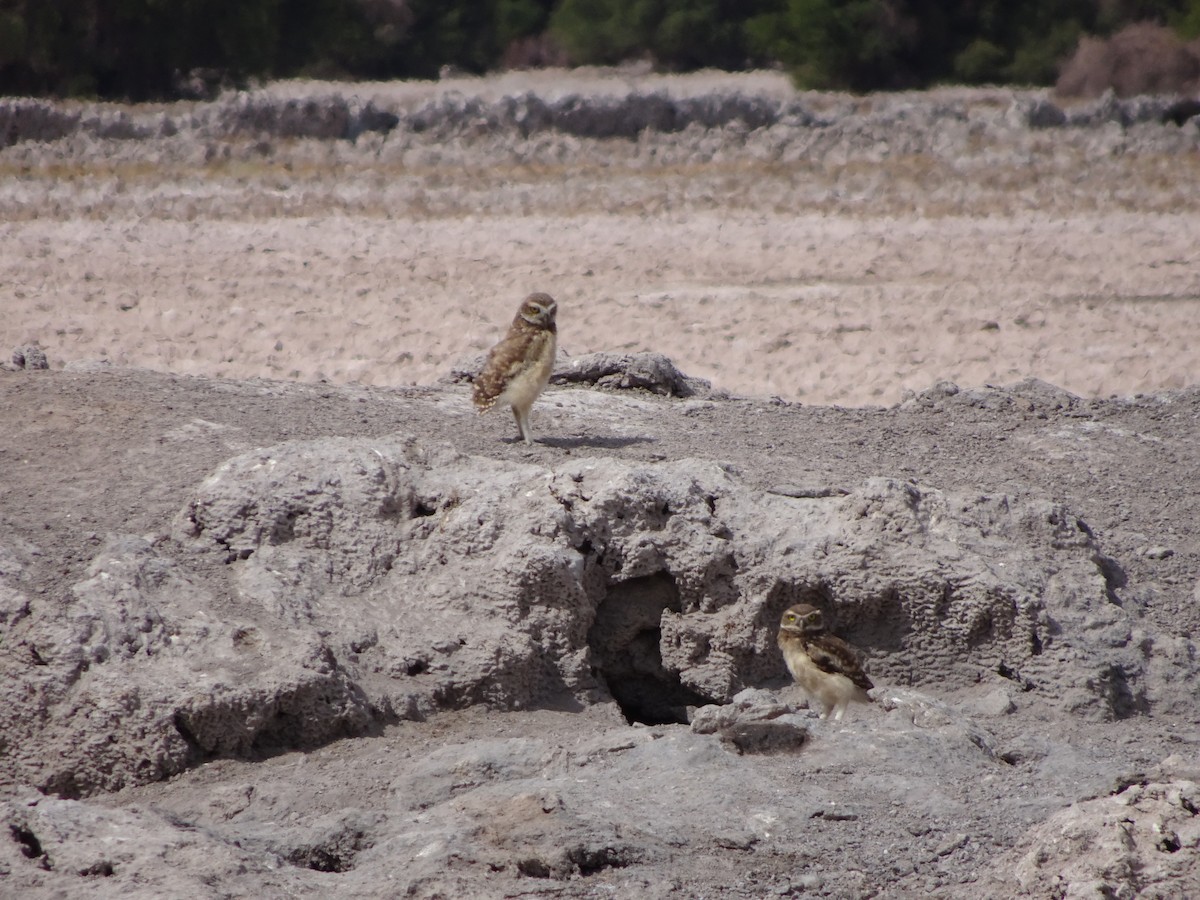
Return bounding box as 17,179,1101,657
794,873,823,890
935,834,969,857
713,830,758,851
969,688,1016,717
890,858,916,876
12,346,49,370
767,484,849,499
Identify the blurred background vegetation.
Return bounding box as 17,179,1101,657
1,0,1199,100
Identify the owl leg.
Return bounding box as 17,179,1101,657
512,404,533,444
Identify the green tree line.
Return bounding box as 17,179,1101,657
1,0,1199,100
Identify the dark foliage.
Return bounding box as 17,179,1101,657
1,0,1199,99
745,0,1200,91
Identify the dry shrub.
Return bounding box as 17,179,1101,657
1056,23,1200,98
501,34,570,70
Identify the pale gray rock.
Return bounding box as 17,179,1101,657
551,351,711,397
5,425,1194,811
875,686,1003,760
4,368,1200,897
973,779,1200,898
690,687,811,753
1,534,374,796
0,793,325,898
966,687,1017,717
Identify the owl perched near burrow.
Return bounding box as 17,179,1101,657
472,293,558,444
777,603,875,721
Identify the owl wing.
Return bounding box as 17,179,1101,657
471,329,551,409
472,328,556,410
804,634,874,691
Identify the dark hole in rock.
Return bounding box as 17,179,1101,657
588,572,709,725
413,499,438,518
518,857,552,878
1092,550,1127,600
1094,663,1150,719
10,825,43,860
293,846,357,873
172,712,204,757
966,612,996,649
269,511,297,544
997,662,1036,692
568,844,633,875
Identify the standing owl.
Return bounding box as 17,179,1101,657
777,603,874,721
472,292,558,444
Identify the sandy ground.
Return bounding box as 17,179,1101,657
2,71,1199,406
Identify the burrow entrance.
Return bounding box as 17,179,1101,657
587,572,709,725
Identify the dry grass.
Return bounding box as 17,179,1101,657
2,120,1198,225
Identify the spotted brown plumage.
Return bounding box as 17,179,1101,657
472,293,558,444
777,603,874,720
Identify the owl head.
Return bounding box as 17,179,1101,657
779,603,826,636
516,292,558,330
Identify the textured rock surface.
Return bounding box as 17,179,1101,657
975,777,1200,898
168,434,1187,729
2,532,375,797
2,366,1199,897
550,351,712,397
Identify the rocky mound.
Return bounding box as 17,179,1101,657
5,427,1185,799
1,363,1198,897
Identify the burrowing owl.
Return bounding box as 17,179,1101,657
472,293,558,444
777,603,874,721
